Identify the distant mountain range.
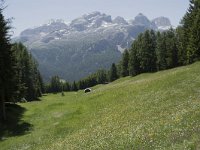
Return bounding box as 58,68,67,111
15,12,172,82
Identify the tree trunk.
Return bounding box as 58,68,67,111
0,88,6,121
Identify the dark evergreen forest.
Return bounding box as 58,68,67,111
0,3,44,120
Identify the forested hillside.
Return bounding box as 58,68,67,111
47,0,199,93
0,5,44,120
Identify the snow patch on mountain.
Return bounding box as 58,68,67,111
158,26,171,31
152,17,172,31
117,45,126,53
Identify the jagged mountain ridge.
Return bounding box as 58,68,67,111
16,12,172,82
152,17,172,31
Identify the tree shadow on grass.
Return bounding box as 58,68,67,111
34,97,42,101
0,103,33,141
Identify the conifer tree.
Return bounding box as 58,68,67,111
129,40,140,76
77,80,85,90
116,60,122,77
11,43,43,101
121,49,129,77
149,30,157,72
38,71,45,93
71,81,78,91
187,2,200,62
0,6,16,120
182,0,200,63
165,29,178,68
138,30,156,72
156,32,167,70
50,76,62,93
109,63,118,81
64,81,71,91
176,26,187,65
96,69,107,84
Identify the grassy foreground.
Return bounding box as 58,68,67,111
1,62,200,150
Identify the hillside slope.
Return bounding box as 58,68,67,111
1,62,200,149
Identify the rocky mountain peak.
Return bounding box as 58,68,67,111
137,13,145,16
152,17,172,30
83,11,102,19
45,19,66,25
133,13,151,26
152,17,171,27
70,12,112,31
113,16,128,25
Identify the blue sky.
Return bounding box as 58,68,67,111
3,0,189,36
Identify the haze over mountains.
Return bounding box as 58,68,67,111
16,12,172,81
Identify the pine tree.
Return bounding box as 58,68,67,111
129,40,140,76
165,29,178,68
71,81,78,91
138,30,157,73
11,43,27,101
96,69,107,84
116,60,122,77
77,80,85,90
66,82,71,91
187,4,200,62
38,71,45,93
121,49,129,77
156,32,167,70
11,43,43,101
149,30,157,72
0,6,16,120
50,76,62,93
182,0,200,63
176,26,187,65
109,63,118,82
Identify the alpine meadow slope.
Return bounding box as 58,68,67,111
1,62,200,149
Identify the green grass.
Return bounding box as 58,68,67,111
1,62,200,149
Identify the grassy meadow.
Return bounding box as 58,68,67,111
1,62,200,149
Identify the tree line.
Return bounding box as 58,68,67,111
126,0,200,76
47,0,200,93
116,0,200,78
0,4,44,120
46,69,109,93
